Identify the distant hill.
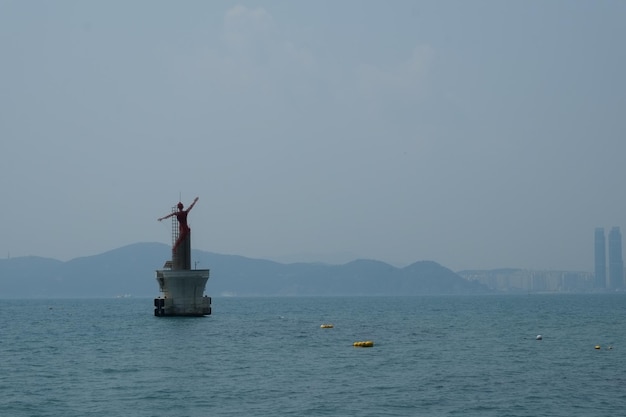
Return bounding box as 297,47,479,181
0,243,490,298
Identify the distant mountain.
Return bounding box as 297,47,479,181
0,243,490,298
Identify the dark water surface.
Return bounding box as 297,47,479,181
1,295,625,416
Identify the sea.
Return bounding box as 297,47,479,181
1,294,625,417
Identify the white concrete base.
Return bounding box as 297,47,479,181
155,269,211,316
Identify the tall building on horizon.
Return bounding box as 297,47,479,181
608,227,624,289
594,227,606,288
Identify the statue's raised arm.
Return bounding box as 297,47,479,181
187,196,199,212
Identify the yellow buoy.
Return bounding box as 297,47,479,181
595,345,601,350
353,340,374,348
320,324,334,328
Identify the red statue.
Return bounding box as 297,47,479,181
158,197,199,252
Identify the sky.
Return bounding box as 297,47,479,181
1,1,625,271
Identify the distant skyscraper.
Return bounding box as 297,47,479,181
594,227,606,288
608,227,624,289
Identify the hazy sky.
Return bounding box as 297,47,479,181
2,1,625,271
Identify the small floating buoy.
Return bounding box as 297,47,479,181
353,340,374,348
536,335,542,340
320,324,334,328
595,345,601,350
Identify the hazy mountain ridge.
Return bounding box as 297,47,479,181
0,243,489,298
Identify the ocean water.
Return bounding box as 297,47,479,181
1,294,625,417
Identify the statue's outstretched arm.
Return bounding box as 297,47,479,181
158,212,175,222
187,197,199,212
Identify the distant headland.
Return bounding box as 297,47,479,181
0,242,603,298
